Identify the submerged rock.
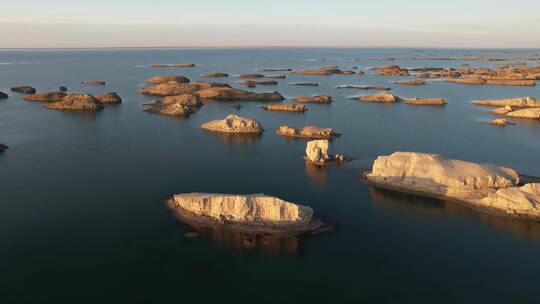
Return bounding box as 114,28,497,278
506,108,540,119
196,87,284,102
0,143,8,152
171,193,317,232
404,97,447,106
201,72,229,78
201,114,263,134
96,92,122,104
23,92,67,102
490,118,515,126
144,75,190,84
161,94,202,107
81,80,106,86
138,82,230,97
44,94,104,111
291,95,332,104
474,97,540,108
0,91,7,99
277,125,340,139
355,93,402,103
11,86,36,94
262,104,307,112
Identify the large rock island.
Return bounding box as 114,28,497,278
201,114,263,134
365,152,540,221
170,193,325,234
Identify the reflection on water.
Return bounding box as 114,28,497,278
305,162,327,184
370,186,540,241
166,200,302,255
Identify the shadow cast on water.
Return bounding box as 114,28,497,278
369,186,540,241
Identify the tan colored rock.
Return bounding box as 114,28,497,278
289,82,318,86
395,80,426,85
474,97,540,108
144,103,194,117
23,92,67,102
96,92,122,104
355,93,402,103
262,104,307,112
365,152,519,200
264,75,287,79
201,114,263,134
291,95,332,104
152,64,195,68
161,94,202,107
490,105,514,115
44,94,104,111
172,193,314,227
237,80,278,86
237,74,265,78
196,87,284,101
201,72,229,78
138,82,230,97
277,125,340,139
490,118,515,126
291,68,334,75
256,68,291,72
81,80,106,85
144,75,190,84
0,91,8,99
404,97,447,106
506,108,540,119
475,184,540,221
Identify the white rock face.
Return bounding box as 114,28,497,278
172,193,313,226
200,114,263,134
305,140,331,164
366,152,519,199
475,183,540,220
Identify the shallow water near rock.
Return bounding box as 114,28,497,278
1,48,540,303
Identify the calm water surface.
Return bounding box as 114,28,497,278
1,48,540,303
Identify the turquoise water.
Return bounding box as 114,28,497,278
1,48,540,303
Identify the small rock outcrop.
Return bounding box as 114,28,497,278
337,85,390,90
144,75,190,84
171,193,316,231
59,86,68,92
404,97,447,106
196,87,284,102
474,97,540,108
370,65,410,76
506,108,540,119
96,92,122,104
355,93,402,103
152,64,195,68
0,91,7,99
11,86,36,94
23,92,67,102
201,72,229,78
144,103,194,117
277,125,340,139
0,143,8,152
201,114,263,134
305,140,345,165
490,118,515,126
238,80,278,86
44,94,104,111
237,74,265,78
395,80,427,85
291,95,332,104
475,183,540,220
81,81,106,86
262,104,307,112
289,82,319,86
161,94,202,107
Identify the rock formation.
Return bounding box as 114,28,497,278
505,108,540,119
59,86,68,92
404,97,447,106
395,80,427,85
23,92,67,102
201,72,229,78
262,104,307,112
0,91,7,99
144,75,190,84
305,140,331,164
152,64,196,68
44,94,104,111
161,94,202,107
355,93,402,103
490,118,515,126
337,85,391,90
289,82,319,86
490,105,514,115
0,143,8,152
11,86,36,94
277,125,340,139
201,114,263,134
291,95,332,104
237,80,278,86
96,92,122,104
237,74,265,78
256,68,292,72
196,87,284,101
474,97,540,108
369,65,410,76
81,81,106,85
138,82,230,97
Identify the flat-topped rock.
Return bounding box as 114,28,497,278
289,82,318,86
171,193,314,229
196,87,284,101
138,82,230,96
365,152,519,200
0,91,8,99
0,143,8,152
44,94,104,111
201,114,263,134
144,103,194,117
11,86,36,94
277,125,340,139
337,85,391,90
404,97,447,106
144,75,190,84
474,97,540,108
355,93,402,103
81,80,106,85
292,95,332,104
151,63,195,68
262,104,307,112
237,80,278,86
201,72,229,78
96,92,122,104
506,108,540,119
161,94,202,107
256,68,291,72
23,92,67,102
395,80,427,85
475,183,540,221
490,118,515,126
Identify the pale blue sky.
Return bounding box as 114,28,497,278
2,0,539,48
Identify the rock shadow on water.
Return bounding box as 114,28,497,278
165,199,327,255
369,186,540,241
202,130,262,145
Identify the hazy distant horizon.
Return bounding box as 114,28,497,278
2,0,540,49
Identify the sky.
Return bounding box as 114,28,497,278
1,0,539,48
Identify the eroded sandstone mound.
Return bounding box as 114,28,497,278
201,72,229,78
196,87,284,101
305,140,346,165
355,93,402,103
262,104,307,112
237,80,278,86
490,118,514,126
152,64,195,68
277,125,340,139
289,82,319,86
144,75,190,84
96,92,122,104
201,114,263,134
370,65,410,76
404,97,447,106
44,94,104,111
395,80,427,85
138,82,230,96
506,108,540,119
337,85,391,90
291,95,332,104
11,86,36,94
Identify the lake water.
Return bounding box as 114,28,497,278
1,48,540,303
